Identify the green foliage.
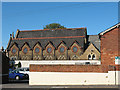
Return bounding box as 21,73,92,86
99,57,101,61
9,62,14,69
44,23,66,29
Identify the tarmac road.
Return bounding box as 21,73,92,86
1,80,120,89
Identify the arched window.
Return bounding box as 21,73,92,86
88,54,92,60
35,47,40,53
59,47,65,53
92,54,96,60
72,46,78,53
23,48,28,54
12,48,16,54
47,47,52,53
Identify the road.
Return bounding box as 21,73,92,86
1,80,120,89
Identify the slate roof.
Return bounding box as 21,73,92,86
87,35,100,51
17,28,86,38
7,28,87,50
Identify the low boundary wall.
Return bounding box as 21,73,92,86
30,64,103,72
29,71,119,85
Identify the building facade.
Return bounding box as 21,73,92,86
29,23,120,85
6,28,100,62
100,23,120,66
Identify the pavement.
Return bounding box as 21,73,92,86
1,80,120,89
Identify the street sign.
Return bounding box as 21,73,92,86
115,56,120,65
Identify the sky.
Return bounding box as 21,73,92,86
2,2,118,49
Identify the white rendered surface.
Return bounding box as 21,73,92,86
29,71,120,85
14,60,101,68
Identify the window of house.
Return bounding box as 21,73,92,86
12,48,16,54
35,48,40,53
59,47,65,53
73,46,78,53
47,47,52,53
23,48,28,54
92,54,96,60
88,54,92,60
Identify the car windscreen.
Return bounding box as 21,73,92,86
14,70,19,73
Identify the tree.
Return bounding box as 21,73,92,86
9,62,14,69
43,23,66,29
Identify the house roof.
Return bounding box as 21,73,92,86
7,28,87,50
16,28,86,38
99,22,120,35
87,35,100,51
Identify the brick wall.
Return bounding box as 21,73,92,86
30,64,120,73
30,64,110,72
101,27,119,65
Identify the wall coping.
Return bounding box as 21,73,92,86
22,60,101,65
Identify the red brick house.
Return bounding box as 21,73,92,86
99,22,120,71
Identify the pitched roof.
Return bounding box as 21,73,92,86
99,22,120,35
16,28,86,38
7,28,87,50
87,35,100,51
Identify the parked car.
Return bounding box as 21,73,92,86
15,67,29,79
16,67,29,75
9,70,25,80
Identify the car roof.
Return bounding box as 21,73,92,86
17,67,29,69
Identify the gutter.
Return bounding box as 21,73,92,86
99,23,120,36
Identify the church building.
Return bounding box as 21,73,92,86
6,27,100,67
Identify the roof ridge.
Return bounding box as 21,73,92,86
13,36,85,40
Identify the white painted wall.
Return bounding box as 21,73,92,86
14,60,101,68
116,71,120,85
29,71,120,85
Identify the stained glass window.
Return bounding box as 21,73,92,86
60,47,65,53
73,46,78,53
35,48,40,53
23,48,28,53
47,47,52,53
12,48,16,53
